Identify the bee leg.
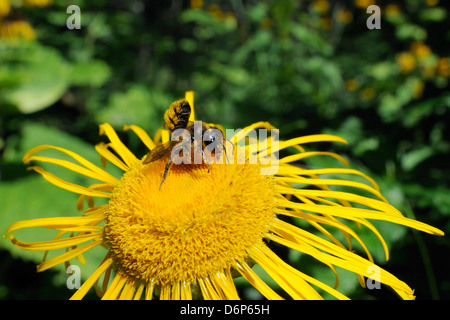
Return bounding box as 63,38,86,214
201,149,212,173
159,156,174,190
205,153,211,173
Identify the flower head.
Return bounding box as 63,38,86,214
5,91,443,300
396,52,416,74
0,19,36,41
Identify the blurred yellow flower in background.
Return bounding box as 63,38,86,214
23,0,53,8
413,80,425,99
385,4,401,18
345,79,359,91
190,0,204,10
396,52,417,74
361,87,376,100
312,0,330,14
437,58,450,78
410,42,432,60
354,0,375,9
336,9,353,25
260,17,273,29
320,17,332,30
207,4,223,21
426,0,439,6
0,0,11,18
0,19,36,41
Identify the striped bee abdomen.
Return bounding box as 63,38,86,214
163,99,191,132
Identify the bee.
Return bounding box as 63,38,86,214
143,99,227,190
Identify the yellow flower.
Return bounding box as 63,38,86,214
223,12,237,27
410,41,432,60
420,60,437,79
320,16,332,30
0,0,11,18
396,52,416,74
385,4,401,18
312,0,330,14
426,0,439,6
413,80,425,99
207,4,223,22
23,0,53,7
361,87,376,100
190,0,203,10
336,9,353,24
260,17,273,29
0,19,36,41
5,92,443,300
345,79,359,91
354,0,375,9
437,57,450,78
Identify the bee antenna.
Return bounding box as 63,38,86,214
222,143,230,164
224,139,234,164
225,139,234,154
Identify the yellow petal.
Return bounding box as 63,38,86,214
234,260,284,300
119,277,138,300
95,142,129,171
180,281,192,300
123,124,156,151
26,155,118,185
99,123,138,168
232,122,277,143
279,151,349,166
5,215,105,236
133,281,146,300
198,277,221,300
37,239,103,272
101,268,128,300
161,129,170,143
28,166,111,198
268,222,415,299
274,207,374,262
211,270,240,300
70,256,114,300
23,144,117,184
277,166,381,192
9,232,103,251
276,187,403,217
278,198,443,235
185,91,195,121
275,176,386,202
277,134,348,151
249,245,323,299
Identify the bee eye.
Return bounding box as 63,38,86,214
204,136,216,147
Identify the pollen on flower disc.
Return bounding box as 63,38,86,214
104,156,275,285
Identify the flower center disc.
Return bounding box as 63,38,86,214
105,156,275,285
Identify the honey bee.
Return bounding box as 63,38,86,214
143,99,227,190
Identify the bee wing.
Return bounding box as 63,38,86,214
143,140,180,164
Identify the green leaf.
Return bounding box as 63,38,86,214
396,23,427,41
367,62,397,81
96,84,173,132
418,8,447,22
2,43,70,114
70,60,111,87
401,146,434,171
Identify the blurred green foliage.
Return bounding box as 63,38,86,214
0,0,449,299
